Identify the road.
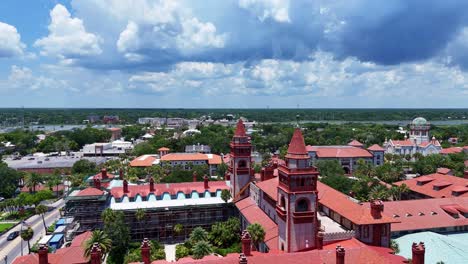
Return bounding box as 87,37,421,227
0,199,64,264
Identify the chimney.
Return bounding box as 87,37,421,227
260,168,265,181
101,168,108,180
412,242,425,264
193,172,198,182
204,175,209,189
370,200,384,219
239,253,248,264
141,238,151,264
317,232,324,250
123,179,129,193
225,172,230,181
241,231,252,256
464,170,468,179
90,243,102,264
94,178,101,190
119,168,123,180
149,177,155,192
336,245,345,264
38,244,48,264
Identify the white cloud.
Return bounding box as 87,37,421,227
34,4,102,59
0,65,71,92
238,0,290,23
0,22,25,57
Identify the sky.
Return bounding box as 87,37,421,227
1,0,468,108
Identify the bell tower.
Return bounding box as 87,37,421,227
229,119,252,200
276,128,319,252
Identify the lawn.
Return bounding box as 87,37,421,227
0,223,15,233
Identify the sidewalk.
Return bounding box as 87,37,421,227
164,244,178,262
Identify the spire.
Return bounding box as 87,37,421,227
287,128,307,156
234,119,246,137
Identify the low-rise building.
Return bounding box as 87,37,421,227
185,144,211,153
82,140,133,156
5,156,107,174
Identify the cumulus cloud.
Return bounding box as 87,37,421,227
34,4,102,59
238,0,290,23
0,22,25,58
0,65,71,92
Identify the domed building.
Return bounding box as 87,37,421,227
384,117,442,156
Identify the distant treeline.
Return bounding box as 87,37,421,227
1,108,468,124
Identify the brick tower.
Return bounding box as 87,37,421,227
276,128,319,252
229,119,252,200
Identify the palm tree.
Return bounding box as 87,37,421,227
47,174,62,196
24,173,43,193
21,227,34,254
247,223,265,250
101,208,116,224
189,227,209,244
35,205,49,233
83,230,112,258
174,224,183,237
390,240,400,254
221,189,232,203
192,240,212,259
135,208,146,237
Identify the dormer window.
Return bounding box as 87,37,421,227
431,211,437,215
405,213,412,217
393,214,400,218
418,212,425,216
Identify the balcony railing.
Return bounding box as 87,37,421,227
323,231,355,243
292,211,315,223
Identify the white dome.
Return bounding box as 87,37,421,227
412,117,427,125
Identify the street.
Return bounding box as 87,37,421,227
0,199,64,264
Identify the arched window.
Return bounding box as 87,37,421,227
238,160,247,168
296,199,309,212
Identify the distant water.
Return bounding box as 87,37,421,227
0,124,119,133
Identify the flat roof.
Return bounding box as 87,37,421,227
5,156,107,169
109,196,226,210
49,234,64,243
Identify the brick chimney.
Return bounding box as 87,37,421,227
225,172,230,181
204,175,209,189
411,242,425,264
336,245,345,264
239,253,248,264
316,232,324,250
370,200,384,219
119,168,123,180
464,170,468,179
241,230,252,256
93,178,101,190
90,243,101,264
101,168,108,180
141,238,151,264
193,172,197,182
149,177,155,192
38,244,48,264
123,179,129,193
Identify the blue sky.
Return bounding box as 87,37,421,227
1,0,468,108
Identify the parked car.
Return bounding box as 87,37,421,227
7,231,19,241
28,157,35,160
0,197,5,202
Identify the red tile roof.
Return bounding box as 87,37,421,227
235,197,278,250
394,173,468,198
317,182,397,225
436,167,452,175
362,198,468,232
286,128,308,157
160,153,222,165
440,147,464,155
306,145,373,158
110,181,229,199
348,140,364,147
388,139,415,147
13,231,92,264
158,147,170,151
234,119,247,137
367,144,385,151
255,177,396,225
145,238,405,264
91,171,116,180
76,187,105,197
130,155,157,167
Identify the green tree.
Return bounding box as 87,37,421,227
135,208,146,236
24,173,43,193
35,204,49,233
84,230,113,258
175,244,190,260
72,159,98,174
221,189,232,203
316,160,344,177
246,223,265,250
390,240,400,254
174,224,183,236
21,227,34,254
46,174,62,196
102,209,130,264
0,161,23,198
209,218,240,248
190,227,209,244
217,163,228,178
192,240,212,259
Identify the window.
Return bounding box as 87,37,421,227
238,160,247,168
296,199,309,212
280,196,286,209
363,226,369,238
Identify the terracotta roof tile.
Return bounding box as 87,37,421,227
76,187,105,197
130,155,157,167
440,147,464,154
234,119,247,137
367,144,385,151
348,140,364,147
394,173,468,198
286,128,308,156
306,145,373,158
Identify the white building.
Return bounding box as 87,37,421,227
384,117,442,156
